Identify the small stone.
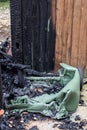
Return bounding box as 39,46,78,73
33,117,37,121
75,115,81,121
9,124,13,128
9,121,13,124
20,118,24,123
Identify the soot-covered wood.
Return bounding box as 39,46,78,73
10,0,55,71
10,0,23,63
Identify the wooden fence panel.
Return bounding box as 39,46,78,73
70,0,82,66
78,0,87,76
55,0,65,68
55,0,87,76
10,0,55,72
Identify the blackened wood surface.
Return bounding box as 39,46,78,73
10,0,23,63
39,0,48,71
31,0,40,70
22,0,32,66
45,0,55,71
10,0,55,72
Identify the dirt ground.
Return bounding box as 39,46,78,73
0,6,10,41
0,5,87,130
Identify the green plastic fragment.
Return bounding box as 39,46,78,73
6,63,80,119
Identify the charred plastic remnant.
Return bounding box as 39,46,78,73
10,0,55,72
0,46,86,129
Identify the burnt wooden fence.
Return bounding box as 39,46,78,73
10,0,55,72
10,0,87,75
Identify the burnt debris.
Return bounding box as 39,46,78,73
0,38,10,53
0,63,4,109
0,49,63,105
53,115,87,130
58,116,87,130
0,112,26,130
29,126,39,130
0,49,60,98
0,51,62,130
0,42,86,130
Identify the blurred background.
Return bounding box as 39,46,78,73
0,0,10,41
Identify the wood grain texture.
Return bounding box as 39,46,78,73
55,0,87,76
78,0,87,71
70,0,82,66
55,0,65,68
51,0,56,29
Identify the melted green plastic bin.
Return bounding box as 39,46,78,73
6,63,82,119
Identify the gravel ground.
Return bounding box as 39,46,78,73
0,7,10,41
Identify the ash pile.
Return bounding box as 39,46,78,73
0,40,87,130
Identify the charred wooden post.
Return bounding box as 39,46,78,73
10,0,23,63
10,0,55,72
45,0,55,71
18,70,25,88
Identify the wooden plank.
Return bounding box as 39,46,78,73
10,0,23,63
51,0,57,70
45,0,56,71
22,0,32,66
62,0,74,64
39,0,48,71
55,0,65,68
31,0,41,70
61,0,67,64
78,0,87,76
54,0,87,75
51,0,56,29
70,0,82,66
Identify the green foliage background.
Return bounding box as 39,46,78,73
0,0,9,7
0,0,9,2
